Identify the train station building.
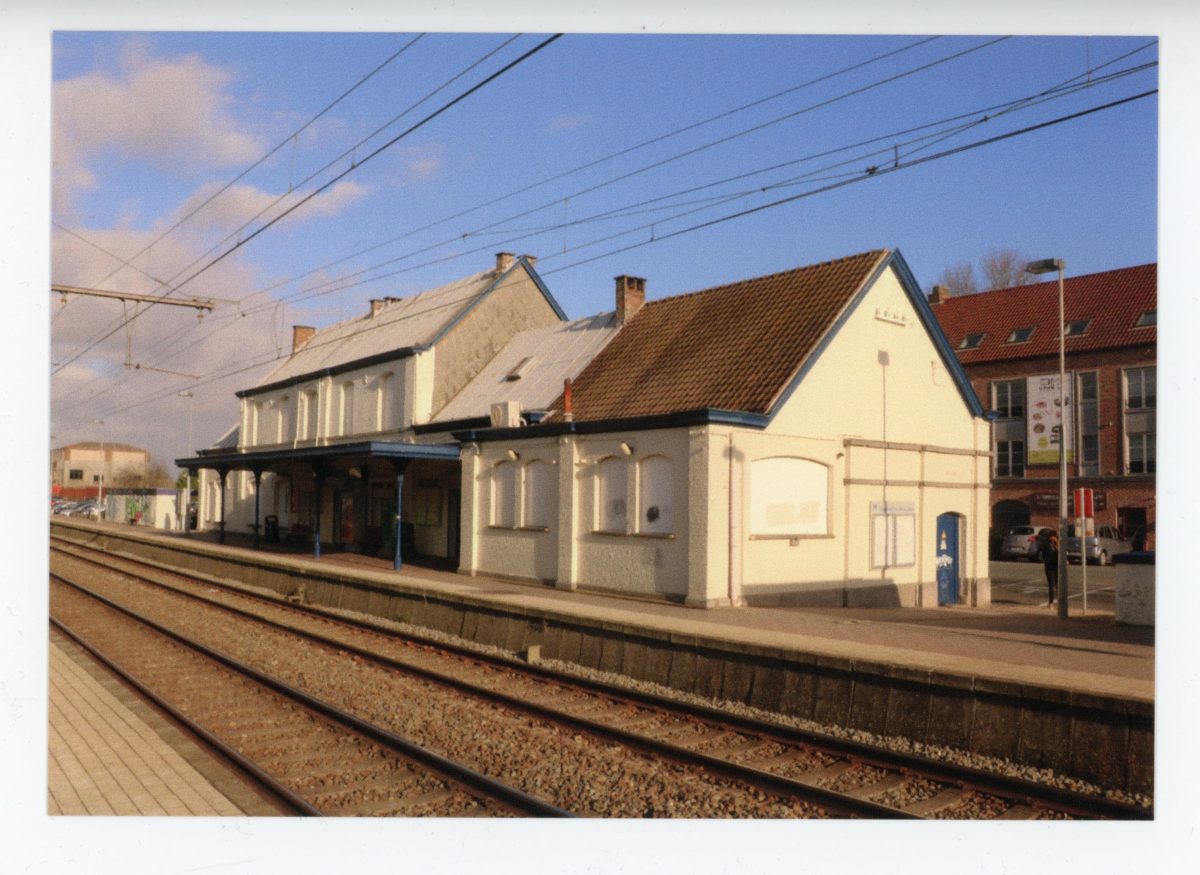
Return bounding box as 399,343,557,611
929,263,1157,552
179,248,992,608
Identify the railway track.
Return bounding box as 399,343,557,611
49,538,1151,819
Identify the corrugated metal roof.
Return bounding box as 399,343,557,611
252,269,499,389
543,250,889,422
433,312,619,422
932,263,1157,364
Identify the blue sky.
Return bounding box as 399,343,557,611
43,27,1161,465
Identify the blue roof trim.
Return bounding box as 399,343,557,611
452,407,769,443
426,256,568,348
887,250,987,419
766,250,985,421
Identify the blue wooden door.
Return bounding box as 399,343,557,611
936,513,959,606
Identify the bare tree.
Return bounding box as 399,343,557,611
980,248,1032,291
938,261,978,296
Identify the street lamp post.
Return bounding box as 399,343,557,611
1025,258,1069,619
91,419,106,512
179,391,194,533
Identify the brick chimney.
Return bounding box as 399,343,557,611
291,325,316,355
927,284,949,305
615,275,646,324
496,252,515,272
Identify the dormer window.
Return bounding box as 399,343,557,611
1064,319,1091,337
1006,327,1035,344
958,332,985,350
1135,310,1156,327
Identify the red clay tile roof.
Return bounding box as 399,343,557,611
932,263,1156,365
547,250,889,421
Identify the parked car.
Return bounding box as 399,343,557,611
1000,525,1053,561
62,499,103,520
54,501,83,516
1064,525,1132,566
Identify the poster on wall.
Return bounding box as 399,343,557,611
1026,374,1073,465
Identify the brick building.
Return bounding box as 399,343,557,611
930,263,1156,552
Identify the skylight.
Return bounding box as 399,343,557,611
958,333,985,350
1064,319,1091,337
1135,310,1156,327
505,356,536,381
1006,327,1035,344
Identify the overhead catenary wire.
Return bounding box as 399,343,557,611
53,35,426,356
60,35,1151,399
71,88,1155,427
51,34,560,379
54,58,1158,417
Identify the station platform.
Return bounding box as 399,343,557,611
50,519,1155,794
171,526,1154,702
49,628,281,816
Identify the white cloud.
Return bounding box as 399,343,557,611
169,179,371,236
397,142,445,182
53,40,264,217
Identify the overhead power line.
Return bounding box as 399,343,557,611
74,87,1156,427
50,33,562,379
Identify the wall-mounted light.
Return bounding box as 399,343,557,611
619,441,634,456
348,467,362,479
506,449,520,461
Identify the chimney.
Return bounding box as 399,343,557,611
927,284,949,305
495,252,515,273
615,275,646,324
291,325,316,355
562,378,574,422
369,299,385,317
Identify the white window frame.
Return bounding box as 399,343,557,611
870,503,916,569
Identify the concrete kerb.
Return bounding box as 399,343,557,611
50,519,1154,795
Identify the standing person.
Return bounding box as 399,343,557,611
1043,531,1060,607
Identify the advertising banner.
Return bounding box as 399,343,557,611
1026,374,1073,464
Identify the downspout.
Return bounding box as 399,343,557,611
727,430,739,606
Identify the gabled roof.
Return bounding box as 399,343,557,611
543,250,898,422
432,311,619,423
931,263,1157,365
242,257,563,396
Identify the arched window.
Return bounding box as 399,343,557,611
300,389,318,440
748,457,829,536
637,455,673,534
376,372,394,431
277,396,292,444
523,460,554,529
248,401,261,446
492,461,517,527
596,457,628,533
339,382,355,437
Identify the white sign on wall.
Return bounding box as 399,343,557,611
1026,373,1073,465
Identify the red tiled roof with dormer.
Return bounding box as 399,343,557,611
931,263,1156,365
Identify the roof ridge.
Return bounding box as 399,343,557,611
639,249,889,310
941,262,1156,303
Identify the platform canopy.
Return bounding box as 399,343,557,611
175,439,460,475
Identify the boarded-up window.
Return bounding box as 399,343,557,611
492,461,517,528
300,389,318,440
377,373,394,431
523,461,554,529
749,457,828,536
596,457,627,533
637,455,673,534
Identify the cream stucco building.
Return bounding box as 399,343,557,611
182,248,989,609
454,251,991,608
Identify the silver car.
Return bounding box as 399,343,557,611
1064,525,1131,566
1000,526,1053,561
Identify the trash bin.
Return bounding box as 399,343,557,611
264,515,280,544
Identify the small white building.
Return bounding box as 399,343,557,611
102,488,182,530
454,250,992,608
